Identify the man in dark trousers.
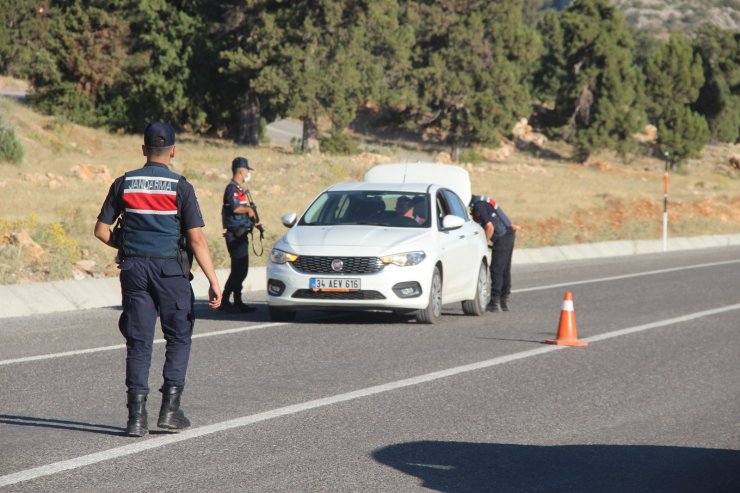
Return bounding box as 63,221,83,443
220,156,262,313
470,195,516,312
94,122,222,437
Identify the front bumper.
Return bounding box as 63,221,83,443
266,260,433,311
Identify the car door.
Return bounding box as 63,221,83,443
434,189,470,298
443,189,483,298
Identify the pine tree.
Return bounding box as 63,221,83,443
644,34,708,163
219,1,406,151
657,105,709,164
27,0,129,126
407,0,538,160
102,0,199,132
547,0,645,161
0,0,39,77
693,26,740,144
219,0,332,151
532,9,566,104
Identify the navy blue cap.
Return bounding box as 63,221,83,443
231,156,253,172
144,122,176,147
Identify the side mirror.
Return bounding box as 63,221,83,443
441,215,465,230
281,212,297,228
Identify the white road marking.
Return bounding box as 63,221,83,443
514,259,740,293
0,322,287,366
1,302,739,487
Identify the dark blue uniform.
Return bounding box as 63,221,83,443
471,196,516,303
221,179,253,306
98,162,204,394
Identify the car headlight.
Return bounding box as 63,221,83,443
380,251,426,267
270,248,299,264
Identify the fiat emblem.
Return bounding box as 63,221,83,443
331,259,344,272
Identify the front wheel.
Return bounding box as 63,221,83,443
462,260,489,316
415,266,442,324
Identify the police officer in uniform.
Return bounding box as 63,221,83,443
94,122,222,437
220,157,262,313
470,195,516,312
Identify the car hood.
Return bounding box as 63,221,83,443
277,225,431,256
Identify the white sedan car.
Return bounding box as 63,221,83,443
266,163,490,323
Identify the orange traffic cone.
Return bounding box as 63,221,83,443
545,292,588,347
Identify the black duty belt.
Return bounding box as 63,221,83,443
122,255,178,260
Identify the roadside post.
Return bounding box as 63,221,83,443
662,152,669,252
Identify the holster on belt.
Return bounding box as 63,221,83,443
178,236,194,280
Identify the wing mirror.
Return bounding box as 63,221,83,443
281,212,297,228
441,215,465,230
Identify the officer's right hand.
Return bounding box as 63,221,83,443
208,285,222,309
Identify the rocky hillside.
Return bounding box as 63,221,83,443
613,0,740,34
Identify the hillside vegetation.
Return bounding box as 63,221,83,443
2,0,738,167
1,96,738,285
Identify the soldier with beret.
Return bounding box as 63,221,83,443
220,157,262,313
94,122,222,437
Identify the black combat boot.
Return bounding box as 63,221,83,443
500,295,510,312
219,290,235,312
487,296,502,312
157,385,191,431
233,293,257,313
126,393,148,437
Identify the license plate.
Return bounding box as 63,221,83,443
309,277,361,292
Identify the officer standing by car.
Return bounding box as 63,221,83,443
94,122,222,437
470,195,516,312
220,157,262,313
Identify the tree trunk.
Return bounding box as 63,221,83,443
449,110,467,162
301,117,320,153
451,141,463,162
238,93,260,146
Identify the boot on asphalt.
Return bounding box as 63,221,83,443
157,385,191,431
501,295,510,312
487,296,502,312
233,296,257,313
126,392,148,437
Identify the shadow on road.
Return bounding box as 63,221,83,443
0,415,124,436
0,414,183,437
192,301,416,325
373,440,740,493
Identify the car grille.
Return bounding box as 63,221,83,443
292,289,386,300
292,256,384,274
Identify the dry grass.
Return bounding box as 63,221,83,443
1,96,738,284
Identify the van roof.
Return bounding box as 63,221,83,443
364,163,471,205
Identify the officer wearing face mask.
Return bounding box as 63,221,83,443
220,157,261,312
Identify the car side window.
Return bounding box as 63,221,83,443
436,192,451,228
443,189,469,219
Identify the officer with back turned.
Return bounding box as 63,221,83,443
470,195,516,312
220,157,262,313
94,122,222,437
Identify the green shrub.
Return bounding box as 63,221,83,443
0,112,24,164
319,131,359,155
461,148,484,165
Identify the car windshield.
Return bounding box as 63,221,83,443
299,191,431,228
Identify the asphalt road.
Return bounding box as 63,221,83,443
1,247,739,492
